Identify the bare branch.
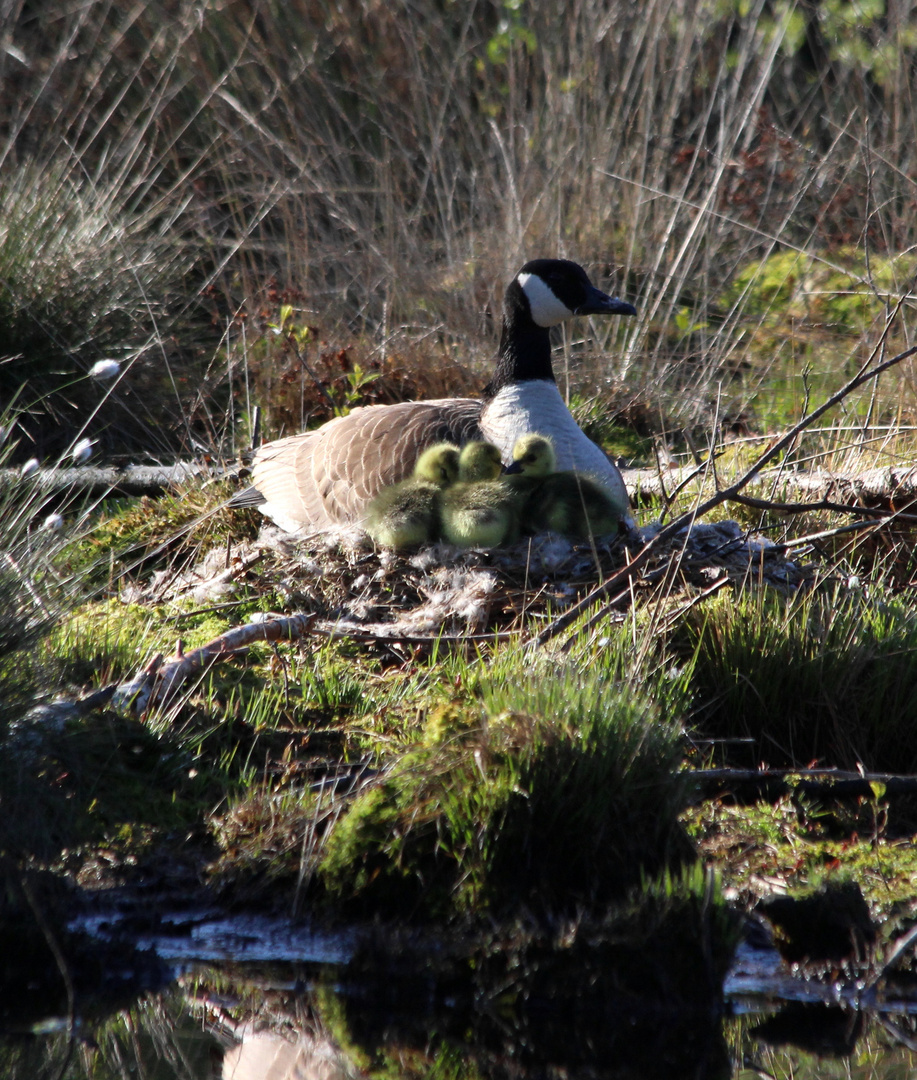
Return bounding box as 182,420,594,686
534,335,917,647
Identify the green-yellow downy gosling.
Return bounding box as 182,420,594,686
441,441,518,548
506,432,622,539
504,433,556,521
365,442,460,549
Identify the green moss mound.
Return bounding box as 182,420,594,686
723,249,917,330
318,671,693,921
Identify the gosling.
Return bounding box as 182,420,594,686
506,433,622,539
503,433,556,521
441,441,518,548
365,442,461,549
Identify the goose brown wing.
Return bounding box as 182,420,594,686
250,398,483,530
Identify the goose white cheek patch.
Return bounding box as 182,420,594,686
518,272,574,327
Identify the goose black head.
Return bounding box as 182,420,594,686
516,259,637,327
489,259,636,394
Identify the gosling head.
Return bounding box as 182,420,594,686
505,433,556,478
414,443,461,486
457,441,504,483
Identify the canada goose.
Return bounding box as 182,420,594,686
441,441,517,548
506,432,623,539
242,259,636,534
365,442,460,550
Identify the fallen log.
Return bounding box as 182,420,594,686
6,459,917,511
690,766,917,804
0,462,204,498
623,464,917,510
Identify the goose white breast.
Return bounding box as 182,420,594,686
479,381,629,516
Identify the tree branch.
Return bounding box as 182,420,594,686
534,333,917,648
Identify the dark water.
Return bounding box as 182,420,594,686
3,911,917,1080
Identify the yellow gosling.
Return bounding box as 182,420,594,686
504,433,556,527
365,442,460,549
507,432,622,538
441,442,518,548
540,471,621,538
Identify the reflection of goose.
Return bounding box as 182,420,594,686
441,442,516,548
365,442,460,549
220,1028,353,1080
242,260,636,533
506,433,623,539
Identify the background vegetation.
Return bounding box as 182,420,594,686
3,2,917,1067
3,0,916,455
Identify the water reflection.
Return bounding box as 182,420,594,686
3,956,917,1080
219,1026,353,1080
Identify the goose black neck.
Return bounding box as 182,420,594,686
483,282,555,398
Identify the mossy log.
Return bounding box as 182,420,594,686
692,766,917,803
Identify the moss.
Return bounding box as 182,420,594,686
55,479,259,588
316,671,693,921
725,250,811,318
684,793,917,928
723,248,917,333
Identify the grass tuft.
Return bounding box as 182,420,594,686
316,661,692,921
682,585,917,772
0,159,196,457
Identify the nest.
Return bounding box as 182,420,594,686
124,517,816,642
